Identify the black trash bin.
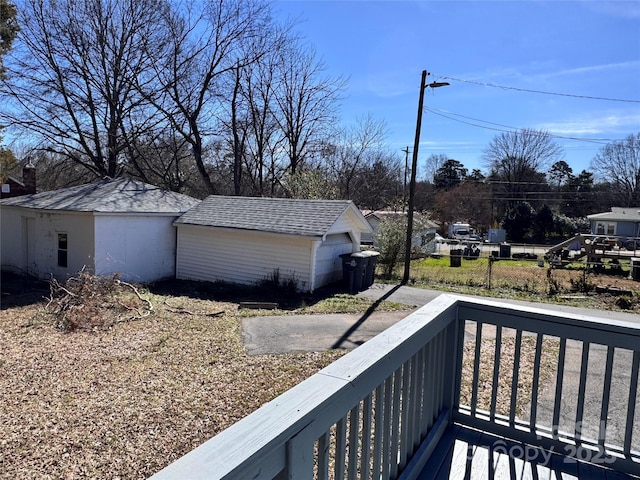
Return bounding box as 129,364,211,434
450,248,462,267
631,257,640,281
339,253,358,293
350,252,368,292
361,250,380,288
499,243,511,259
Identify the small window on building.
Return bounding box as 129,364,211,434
596,222,616,235
57,233,68,268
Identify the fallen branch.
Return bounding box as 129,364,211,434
164,304,225,317
45,271,154,331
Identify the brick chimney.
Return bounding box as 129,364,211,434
23,161,36,194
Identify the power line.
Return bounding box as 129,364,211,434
424,106,619,145
436,75,640,104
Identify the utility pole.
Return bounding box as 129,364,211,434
401,147,410,212
402,71,449,285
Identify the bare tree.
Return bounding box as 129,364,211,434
217,23,290,196
422,153,448,183
240,53,283,196
273,44,345,176
591,133,640,207
146,0,273,194
484,128,562,211
432,182,492,228
1,0,168,178
356,153,403,210
126,125,199,194
324,115,388,199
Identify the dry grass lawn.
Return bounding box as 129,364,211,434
1,282,346,479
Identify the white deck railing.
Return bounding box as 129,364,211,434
149,295,640,479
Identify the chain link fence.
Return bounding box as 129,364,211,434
386,244,640,305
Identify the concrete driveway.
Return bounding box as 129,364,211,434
241,284,438,355
241,283,640,355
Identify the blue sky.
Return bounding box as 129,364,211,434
273,0,640,179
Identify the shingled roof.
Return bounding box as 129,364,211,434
0,178,200,213
175,195,368,237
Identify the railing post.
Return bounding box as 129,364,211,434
444,310,463,421
284,424,316,479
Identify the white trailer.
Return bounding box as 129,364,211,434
448,222,472,241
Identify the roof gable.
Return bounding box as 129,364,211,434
175,196,370,237
0,178,200,213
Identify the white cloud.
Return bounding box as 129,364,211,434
581,0,640,19
539,60,640,80
536,112,640,135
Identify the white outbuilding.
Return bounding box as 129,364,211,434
0,178,200,282
174,196,372,292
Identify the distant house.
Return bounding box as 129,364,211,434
0,178,200,282
1,162,36,199
174,196,372,292
363,210,439,250
588,207,640,237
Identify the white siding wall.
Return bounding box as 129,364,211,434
313,233,353,289
176,226,314,291
0,206,95,279
327,209,365,246
94,215,178,282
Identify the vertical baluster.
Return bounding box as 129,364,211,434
435,330,445,415
317,432,330,480
530,333,543,430
452,318,466,415
347,403,360,480
575,341,590,441
407,353,419,459
471,322,483,416
389,367,403,478
423,338,435,430
552,338,567,440
422,341,434,435
381,376,393,480
490,326,502,421
414,345,426,447
361,393,373,480
624,350,640,457
400,358,412,468
372,383,384,478
598,346,615,447
509,330,523,426
334,416,347,480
